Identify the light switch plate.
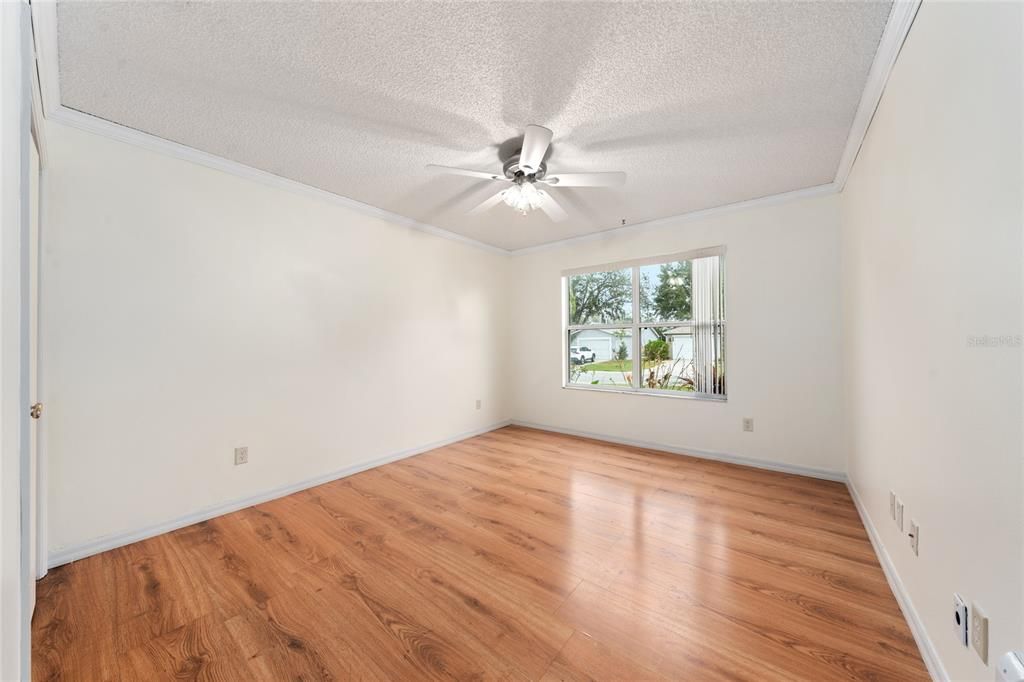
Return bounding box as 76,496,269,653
895,499,904,532
889,491,896,520
908,520,919,556
971,602,989,664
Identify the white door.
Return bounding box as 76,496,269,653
27,128,41,605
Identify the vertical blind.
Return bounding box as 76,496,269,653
691,255,726,396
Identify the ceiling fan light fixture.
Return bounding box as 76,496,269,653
427,123,625,221
500,182,544,215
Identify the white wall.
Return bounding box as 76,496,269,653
43,122,510,556
841,2,1023,680
509,193,846,476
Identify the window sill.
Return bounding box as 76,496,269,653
561,384,727,402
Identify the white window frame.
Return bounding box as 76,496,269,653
561,246,727,401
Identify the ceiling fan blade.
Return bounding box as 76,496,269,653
519,125,553,174
468,190,506,215
541,171,626,187
537,190,568,222
426,164,505,182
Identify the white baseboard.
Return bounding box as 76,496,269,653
846,479,946,682
509,420,846,482
48,420,512,568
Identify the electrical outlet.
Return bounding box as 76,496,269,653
234,446,248,466
475,399,482,410
742,418,754,432
908,520,919,556
889,491,896,520
971,602,989,664
953,594,968,646
895,499,904,532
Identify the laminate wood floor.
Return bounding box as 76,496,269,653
33,426,928,681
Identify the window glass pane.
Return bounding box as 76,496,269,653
639,326,694,391
569,329,633,387
640,324,725,395
568,268,632,325
639,260,691,323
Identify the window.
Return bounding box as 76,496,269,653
564,248,726,400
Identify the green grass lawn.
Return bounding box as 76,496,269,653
579,359,666,371
579,359,632,372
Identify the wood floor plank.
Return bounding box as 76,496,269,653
112,534,220,654
223,601,348,681
539,631,671,682
298,551,528,681
554,579,771,682
246,479,576,679
117,612,253,682
605,557,924,677
31,561,121,681
33,425,928,681
316,474,585,613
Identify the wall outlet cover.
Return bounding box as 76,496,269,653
971,602,989,664
742,418,754,432
234,446,249,466
908,520,919,556
953,593,968,647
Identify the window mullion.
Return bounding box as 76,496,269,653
632,266,641,389
566,324,633,331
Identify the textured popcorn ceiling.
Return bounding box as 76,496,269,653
57,1,891,251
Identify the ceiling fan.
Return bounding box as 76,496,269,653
426,125,626,222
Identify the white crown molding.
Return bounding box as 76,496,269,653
30,0,918,257
49,105,510,255
30,1,507,255
510,0,922,256
833,0,922,191
508,182,839,256
27,6,49,168
27,0,58,118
